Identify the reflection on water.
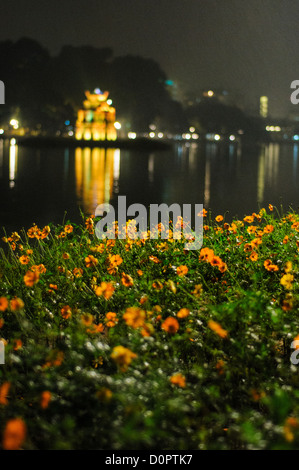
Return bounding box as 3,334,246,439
1,139,299,233
75,147,117,214
257,143,280,204
9,139,18,188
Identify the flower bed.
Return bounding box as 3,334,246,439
1,206,299,449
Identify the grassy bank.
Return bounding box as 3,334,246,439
1,206,299,450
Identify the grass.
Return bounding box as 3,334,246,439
1,205,299,449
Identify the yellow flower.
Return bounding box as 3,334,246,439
111,345,137,371
192,284,203,298
285,261,292,273
123,307,146,329
280,273,294,290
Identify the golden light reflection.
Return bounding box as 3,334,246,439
257,143,279,204
75,147,119,214
9,139,18,188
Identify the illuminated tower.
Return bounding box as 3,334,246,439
260,96,268,118
75,88,117,141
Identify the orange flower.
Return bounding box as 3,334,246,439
13,339,22,351
0,382,10,405
161,316,179,334
123,307,146,329
210,255,222,267
2,418,27,450
149,255,161,264
177,308,190,319
137,269,143,276
85,255,98,268
268,204,274,211
10,297,24,312
61,305,72,319
264,260,279,272
62,252,70,260
108,254,123,267
24,270,40,287
110,345,137,372
121,273,134,287
0,297,8,312
30,264,46,274
215,215,223,222
19,255,30,265
95,282,115,300
208,320,228,338
73,267,83,278
176,265,188,276
250,251,258,262
41,225,51,239
199,247,214,262
218,261,228,273
243,215,254,224
40,391,52,409
263,224,274,234
64,224,73,234
86,323,104,334
105,311,118,328
170,373,186,388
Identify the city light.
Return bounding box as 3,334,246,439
207,90,214,97
229,135,236,141
149,132,155,138
214,134,221,141
189,127,195,133
114,121,121,130
107,99,112,105
157,132,163,138
0,129,4,135
128,132,137,139
10,119,19,129
192,133,199,140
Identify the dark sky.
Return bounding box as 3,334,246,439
1,0,299,118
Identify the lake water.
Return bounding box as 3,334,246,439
1,138,299,234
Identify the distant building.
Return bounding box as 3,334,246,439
75,88,117,141
260,96,268,118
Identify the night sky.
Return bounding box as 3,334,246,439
1,0,299,118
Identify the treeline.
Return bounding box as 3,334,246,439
0,37,266,138
0,37,187,134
